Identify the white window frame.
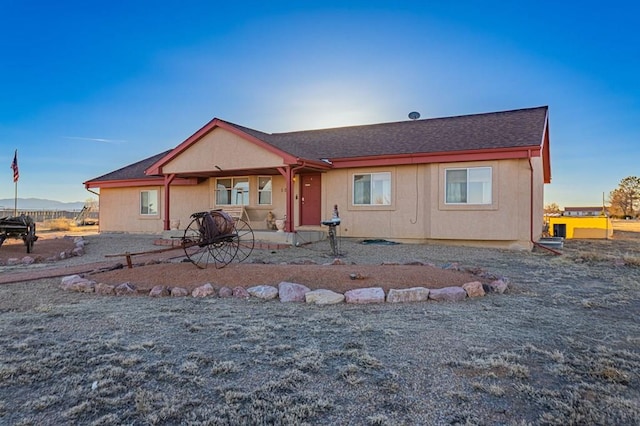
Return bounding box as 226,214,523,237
140,189,158,215
352,172,392,206
216,177,249,206
258,176,272,205
445,167,492,205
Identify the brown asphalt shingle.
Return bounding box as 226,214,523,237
87,106,548,182
230,106,548,160
85,150,172,182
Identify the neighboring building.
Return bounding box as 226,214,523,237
84,106,552,250
547,216,613,239
563,206,606,217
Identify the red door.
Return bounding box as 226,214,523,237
300,173,322,225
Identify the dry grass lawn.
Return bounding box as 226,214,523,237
0,222,639,424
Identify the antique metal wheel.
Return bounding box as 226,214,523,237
24,221,36,253
181,211,242,269
182,214,215,269
231,218,254,262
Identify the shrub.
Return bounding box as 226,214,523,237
44,218,74,231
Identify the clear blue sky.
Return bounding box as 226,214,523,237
1,1,638,207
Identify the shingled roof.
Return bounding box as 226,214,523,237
87,106,550,186
226,106,548,160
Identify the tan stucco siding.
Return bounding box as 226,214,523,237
98,186,165,233
430,160,527,241
530,155,545,240
165,183,212,230
317,159,535,246
98,183,210,234
162,128,285,173
320,165,430,239
97,157,543,250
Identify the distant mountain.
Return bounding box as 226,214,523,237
0,198,85,211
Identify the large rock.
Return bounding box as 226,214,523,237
95,283,115,295
59,249,74,260
344,287,385,304
462,281,485,298
278,282,311,303
305,289,345,305
218,286,233,298
64,279,95,293
386,287,430,303
61,275,84,286
78,280,96,293
233,286,250,298
487,279,509,294
149,285,169,297
428,286,467,302
247,285,278,300
21,256,35,265
192,283,216,298
170,287,189,297
115,282,137,296
60,275,95,292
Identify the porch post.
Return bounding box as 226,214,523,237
163,174,176,231
286,167,295,232
278,166,295,233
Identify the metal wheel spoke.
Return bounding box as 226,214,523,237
210,239,237,268
181,211,255,269
182,217,215,269
232,218,254,262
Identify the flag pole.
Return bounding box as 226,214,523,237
11,149,19,217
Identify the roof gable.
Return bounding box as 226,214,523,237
145,119,302,175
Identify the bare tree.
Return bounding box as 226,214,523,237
544,202,562,215
85,197,99,211
609,176,640,218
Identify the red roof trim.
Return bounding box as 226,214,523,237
84,177,198,189
330,146,542,168
145,119,301,175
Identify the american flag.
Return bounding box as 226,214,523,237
11,150,19,182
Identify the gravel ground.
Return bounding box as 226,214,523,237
0,232,639,425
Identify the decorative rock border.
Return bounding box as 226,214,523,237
1,236,86,266
59,261,510,304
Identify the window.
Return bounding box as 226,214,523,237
258,176,272,205
216,178,249,205
140,190,158,215
445,167,492,204
353,172,391,205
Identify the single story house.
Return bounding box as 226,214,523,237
563,206,606,217
84,106,552,250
